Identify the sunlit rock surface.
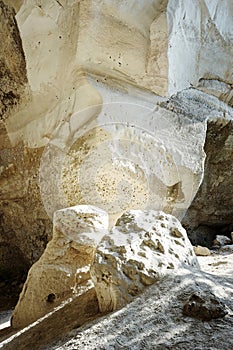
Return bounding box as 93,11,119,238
0,0,232,290
11,205,108,328
91,210,198,312
167,0,233,95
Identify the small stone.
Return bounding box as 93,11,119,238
183,292,227,321
219,244,233,253
194,245,211,256
213,235,232,247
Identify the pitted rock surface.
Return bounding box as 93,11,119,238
91,210,199,312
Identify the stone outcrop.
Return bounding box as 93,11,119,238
167,0,233,95
0,0,232,297
213,235,232,247
12,207,199,327
11,205,108,328
91,210,198,313
0,0,27,121
0,1,50,287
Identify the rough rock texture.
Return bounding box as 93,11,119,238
168,0,233,95
0,1,51,289
91,210,198,312
11,205,108,328
46,85,211,227
0,0,27,121
182,292,227,321
44,253,233,350
1,253,233,350
0,0,233,302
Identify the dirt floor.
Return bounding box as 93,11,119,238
0,249,232,350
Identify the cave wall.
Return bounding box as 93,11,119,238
183,118,233,233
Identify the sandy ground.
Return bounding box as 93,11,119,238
0,250,232,350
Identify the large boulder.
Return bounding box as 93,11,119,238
91,210,199,313
11,205,108,328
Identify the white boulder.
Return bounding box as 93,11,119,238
91,210,199,312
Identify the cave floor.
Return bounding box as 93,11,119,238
0,249,232,350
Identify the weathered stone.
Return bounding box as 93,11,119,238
0,0,232,302
0,0,27,121
183,292,227,321
213,235,232,247
91,210,199,313
11,205,108,328
194,245,211,257
42,86,213,228
168,0,233,95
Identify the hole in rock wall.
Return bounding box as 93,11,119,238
187,224,233,249
46,293,56,303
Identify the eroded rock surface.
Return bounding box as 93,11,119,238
91,210,198,312
183,292,227,321
0,0,232,306
0,0,27,121
11,205,108,328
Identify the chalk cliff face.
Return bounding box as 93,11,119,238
0,0,233,284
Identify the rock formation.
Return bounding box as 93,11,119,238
12,207,198,327
0,0,232,314
11,205,108,328
91,210,198,312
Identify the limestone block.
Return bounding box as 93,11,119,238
91,210,199,313
194,245,211,257
11,205,108,329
